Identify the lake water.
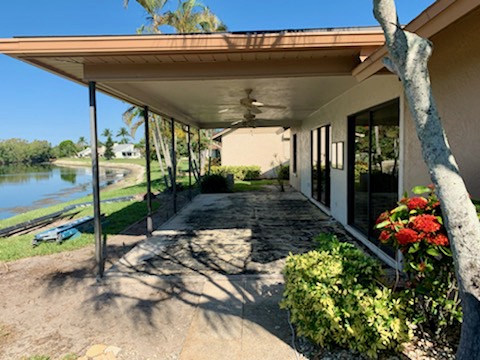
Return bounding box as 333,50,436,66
0,164,128,220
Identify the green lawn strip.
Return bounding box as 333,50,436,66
0,200,161,262
233,179,277,192
0,157,198,262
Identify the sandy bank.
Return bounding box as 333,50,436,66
53,159,145,190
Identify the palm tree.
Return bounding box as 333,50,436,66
123,107,171,188
102,129,113,138
117,127,131,144
122,0,225,185
77,136,87,149
151,0,227,33
126,0,226,34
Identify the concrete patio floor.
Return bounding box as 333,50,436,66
103,191,357,359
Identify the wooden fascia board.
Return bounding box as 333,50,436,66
353,0,480,81
84,57,358,82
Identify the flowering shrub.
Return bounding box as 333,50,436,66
375,185,462,334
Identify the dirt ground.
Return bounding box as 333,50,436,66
0,160,195,359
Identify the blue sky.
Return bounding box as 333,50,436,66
0,0,434,145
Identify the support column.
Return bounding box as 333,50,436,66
197,128,202,191
144,106,153,237
187,125,192,201
89,82,104,279
171,118,177,213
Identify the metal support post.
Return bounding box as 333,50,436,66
187,125,192,200
171,118,177,213
197,128,202,191
144,106,153,237
88,82,104,279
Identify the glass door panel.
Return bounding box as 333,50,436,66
319,126,330,206
311,130,318,201
349,100,399,255
311,125,331,207
352,112,370,235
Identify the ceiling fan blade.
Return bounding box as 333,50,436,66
258,104,287,110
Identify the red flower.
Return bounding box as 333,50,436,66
412,214,441,233
407,197,428,210
376,211,390,224
395,228,420,246
430,201,440,208
426,233,449,246
379,230,391,243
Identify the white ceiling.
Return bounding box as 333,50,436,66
104,75,358,128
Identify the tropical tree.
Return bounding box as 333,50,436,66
102,128,113,138
77,136,88,150
149,0,227,33
117,127,131,144
54,140,78,159
373,0,480,358
125,0,226,34
123,106,171,188
104,136,115,160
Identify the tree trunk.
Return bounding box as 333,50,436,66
150,117,170,189
373,1,480,358
157,118,174,188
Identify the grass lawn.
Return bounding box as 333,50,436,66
233,179,278,192
0,157,196,262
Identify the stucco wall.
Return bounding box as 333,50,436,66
403,7,480,198
220,127,290,178
292,75,403,224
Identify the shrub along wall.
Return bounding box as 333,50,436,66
210,165,261,181
282,234,411,359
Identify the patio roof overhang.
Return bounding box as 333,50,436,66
0,28,385,129
353,0,480,81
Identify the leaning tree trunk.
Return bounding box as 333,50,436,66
373,1,480,358
151,117,170,189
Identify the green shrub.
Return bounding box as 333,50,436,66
282,234,411,359
200,174,229,193
210,165,261,181
276,164,290,180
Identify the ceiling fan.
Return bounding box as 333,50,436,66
231,110,257,128
223,88,287,127
239,88,286,114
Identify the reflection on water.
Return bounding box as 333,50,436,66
0,164,54,184
0,164,128,220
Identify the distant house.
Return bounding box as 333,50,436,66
77,144,140,159
77,146,104,158
213,127,290,178
113,144,141,159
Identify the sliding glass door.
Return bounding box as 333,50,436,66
348,100,399,254
311,125,331,207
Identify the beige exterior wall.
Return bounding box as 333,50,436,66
404,7,480,198
220,127,290,178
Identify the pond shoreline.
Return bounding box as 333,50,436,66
52,159,145,191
